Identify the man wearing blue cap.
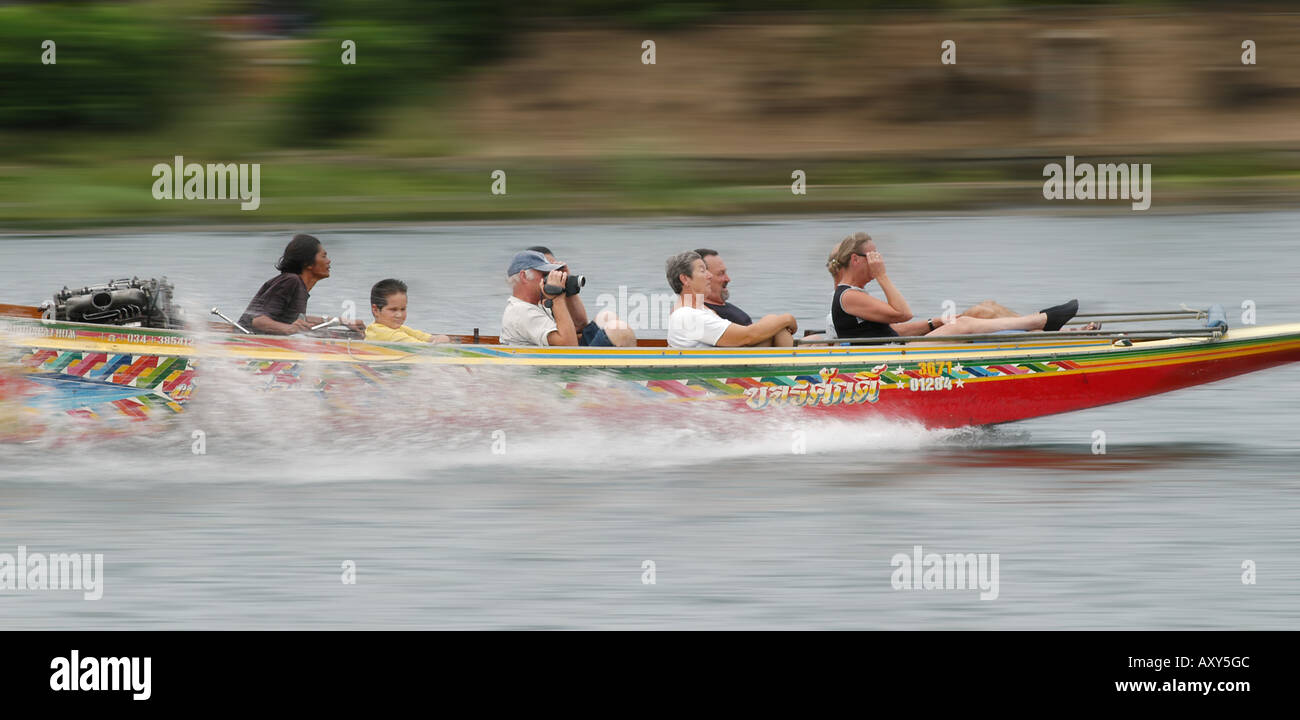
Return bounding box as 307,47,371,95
501,250,635,347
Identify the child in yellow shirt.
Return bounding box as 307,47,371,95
365,279,451,344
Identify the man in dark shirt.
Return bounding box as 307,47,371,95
239,234,364,335
693,249,752,326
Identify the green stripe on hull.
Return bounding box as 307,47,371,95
695,377,744,395
138,357,179,388
47,352,80,372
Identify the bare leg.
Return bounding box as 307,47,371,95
594,310,637,347
927,313,1046,336
604,328,637,346
800,333,829,346
769,329,794,347
962,300,1019,319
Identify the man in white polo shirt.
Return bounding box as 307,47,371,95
501,250,639,347
501,250,577,346
665,251,797,348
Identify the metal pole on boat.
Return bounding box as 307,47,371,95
795,328,1223,346
1072,310,1206,318
1068,306,1210,323
210,307,251,335
1067,314,1204,325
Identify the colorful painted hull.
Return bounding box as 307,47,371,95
2,316,1299,432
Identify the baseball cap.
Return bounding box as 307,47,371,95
507,250,563,277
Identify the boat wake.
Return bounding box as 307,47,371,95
0,361,994,486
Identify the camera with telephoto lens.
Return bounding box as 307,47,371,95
565,274,585,296
543,274,585,298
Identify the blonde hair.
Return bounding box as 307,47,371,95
826,232,872,279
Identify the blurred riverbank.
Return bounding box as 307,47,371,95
3,151,1299,231
3,4,1299,230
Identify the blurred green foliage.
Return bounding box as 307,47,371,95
0,1,217,131
282,21,434,143
284,0,511,143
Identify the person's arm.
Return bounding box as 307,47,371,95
563,292,589,334
552,261,590,331
398,326,432,342
838,282,912,325
889,319,932,337
541,270,579,346
871,276,912,322
245,277,313,335
716,313,797,347
402,326,452,344
367,324,414,343
868,251,912,321
250,314,312,335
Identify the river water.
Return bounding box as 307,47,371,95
1,212,1297,629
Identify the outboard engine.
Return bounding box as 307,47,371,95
44,277,186,329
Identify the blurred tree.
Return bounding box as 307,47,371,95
282,0,513,143
0,1,218,131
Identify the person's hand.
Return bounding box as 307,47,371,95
346,319,366,334
866,250,887,278
429,334,452,344
784,314,799,334
541,269,568,298
289,317,313,333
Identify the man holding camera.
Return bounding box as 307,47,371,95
500,249,636,347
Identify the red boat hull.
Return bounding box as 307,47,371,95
794,338,1300,428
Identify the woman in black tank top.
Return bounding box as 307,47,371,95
832,284,898,338
825,232,1081,339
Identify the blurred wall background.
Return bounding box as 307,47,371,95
1,0,1297,227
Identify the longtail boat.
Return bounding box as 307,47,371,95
3,296,1298,439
